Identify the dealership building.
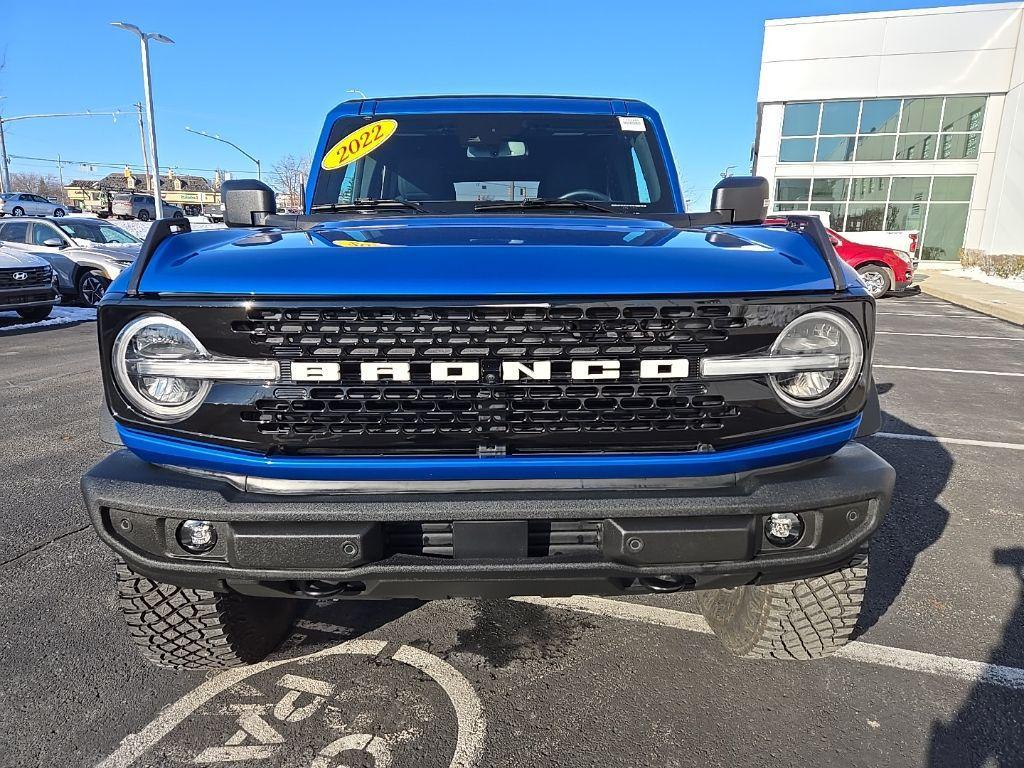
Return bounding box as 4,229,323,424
754,2,1024,260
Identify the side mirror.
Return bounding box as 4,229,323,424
222,179,277,228
42,237,64,248
710,176,769,225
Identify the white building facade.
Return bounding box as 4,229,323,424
754,2,1024,260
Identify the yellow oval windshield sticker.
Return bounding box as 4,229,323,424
321,119,398,170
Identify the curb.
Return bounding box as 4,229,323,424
919,277,1024,326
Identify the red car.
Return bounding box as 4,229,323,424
826,229,918,299
767,218,918,299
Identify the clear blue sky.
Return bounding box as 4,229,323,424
2,0,990,206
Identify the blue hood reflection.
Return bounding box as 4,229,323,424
135,215,836,297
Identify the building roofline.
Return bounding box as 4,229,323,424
766,1,1024,27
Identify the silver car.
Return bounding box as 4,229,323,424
110,192,184,221
0,216,142,306
0,192,69,217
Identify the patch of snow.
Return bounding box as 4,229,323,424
120,219,227,239
948,266,1024,293
0,305,96,333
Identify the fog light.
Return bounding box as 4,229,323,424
765,513,804,547
177,520,217,554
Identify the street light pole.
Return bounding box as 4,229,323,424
112,22,174,219
0,109,125,195
184,127,261,180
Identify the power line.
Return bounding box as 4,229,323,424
7,153,252,176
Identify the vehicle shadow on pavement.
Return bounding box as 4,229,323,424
291,599,425,651
928,548,1024,767
855,412,952,637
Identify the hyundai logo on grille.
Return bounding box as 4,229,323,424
11,272,28,281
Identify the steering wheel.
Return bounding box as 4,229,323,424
558,189,613,202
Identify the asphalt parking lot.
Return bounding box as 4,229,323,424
0,294,1021,768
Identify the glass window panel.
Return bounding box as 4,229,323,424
922,203,969,261
941,96,986,132
779,138,816,162
782,102,821,136
885,202,928,232
771,202,808,211
811,203,847,230
775,178,811,202
938,133,980,159
855,135,897,161
849,177,889,201
820,101,860,135
845,203,886,232
859,99,901,134
890,177,931,202
900,97,943,132
815,136,855,162
811,178,849,202
930,176,974,202
895,134,937,160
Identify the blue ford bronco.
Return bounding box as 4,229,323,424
82,96,894,669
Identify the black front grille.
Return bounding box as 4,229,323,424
384,520,603,559
0,266,50,289
228,302,755,453
233,304,743,360
100,298,870,457
242,384,738,445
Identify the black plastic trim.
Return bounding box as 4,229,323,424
82,442,894,596
126,217,192,297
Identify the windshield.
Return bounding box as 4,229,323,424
58,221,140,244
312,113,674,213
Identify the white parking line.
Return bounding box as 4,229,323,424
876,312,990,319
872,433,1024,451
512,596,1024,691
877,331,1024,341
874,364,1024,377
95,636,485,768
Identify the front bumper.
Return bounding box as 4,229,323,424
0,285,57,312
83,442,894,599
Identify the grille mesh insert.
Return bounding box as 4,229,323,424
0,266,50,289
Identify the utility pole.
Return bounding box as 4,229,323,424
55,155,66,204
134,102,152,192
112,22,175,219
0,116,9,193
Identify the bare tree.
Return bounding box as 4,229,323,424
9,172,63,200
270,154,311,212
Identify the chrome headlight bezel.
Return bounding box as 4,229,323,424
768,310,865,412
112,314,213,421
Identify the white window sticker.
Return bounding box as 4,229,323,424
618,116,647,132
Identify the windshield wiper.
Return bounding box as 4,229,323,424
311,198,426,213
474,197,612,213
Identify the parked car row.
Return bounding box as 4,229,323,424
0,216,143,310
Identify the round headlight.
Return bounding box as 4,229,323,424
112,315,211,420
769,311,864,411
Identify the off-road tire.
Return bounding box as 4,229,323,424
115,558,299,669
698,551,868,660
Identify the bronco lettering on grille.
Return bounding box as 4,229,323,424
289,358,691,383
